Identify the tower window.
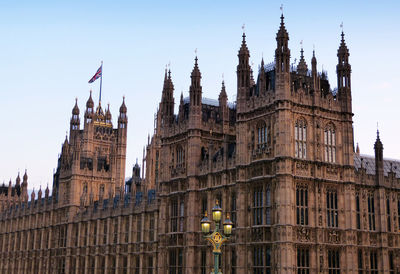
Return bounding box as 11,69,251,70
296,185,309,226
324,125,336,163
297,248,310,273
356,193,361,229
328,249,340,274
387,197,391,232
253,245,271,273
370,251,378,274
327,190,338,228
368,193,376,231
257,122,268,149
295,119,307,159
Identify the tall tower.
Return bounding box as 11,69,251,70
54,92,127,210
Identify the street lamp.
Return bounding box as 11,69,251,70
201,200,233,274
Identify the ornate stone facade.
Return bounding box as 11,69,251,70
1,14,400,274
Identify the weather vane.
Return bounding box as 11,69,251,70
222,73,224,80
340,22,344,32
195,48,197,56
280,4,283,13
300,40,303,48
242,23,245,33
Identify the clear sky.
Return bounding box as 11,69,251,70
0,0,399,191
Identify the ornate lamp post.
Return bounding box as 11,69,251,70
201,200,233,274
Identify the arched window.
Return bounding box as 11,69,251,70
295,119,307,159
324,124,336,163
257,121,268,148
176,145,185,168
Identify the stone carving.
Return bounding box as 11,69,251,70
297,227,310,242
328,230,340,243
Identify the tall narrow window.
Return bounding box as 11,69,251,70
295,119,307,159
253,187,263,225
252,246,271,274
231,247,237,274
179,201,184,232
231,193,237,226
176,146,184,169
327,190,338,228
201,249,207,274
389,252,394,274
171,199,178,232
358,250,363,274
137,216,142,242
265,189,272,225
387,197,391,232
356,194,361,229
368,193,376,231
169,249,183,274
398,196,400,230
149,214,155,242
257,122,268,148
296,186,309,226
328,250,340,274
324,125,336,163
297,248,310,274
370,251,378,274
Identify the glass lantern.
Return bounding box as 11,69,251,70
212,200,222,222
223,213,233,236
201,211,211,234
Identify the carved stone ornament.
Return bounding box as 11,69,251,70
297,226,310,242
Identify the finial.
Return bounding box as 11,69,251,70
136,158,138,164
123,95,125,101
75,97,78,103
222,73,224,81
242,23,246,39
377,122,379,138
313,44,315,56
280,4,283,14
300,40,304,58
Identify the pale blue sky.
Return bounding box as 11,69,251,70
0,0,399,190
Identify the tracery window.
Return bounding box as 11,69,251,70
387,197,391,232
169,248,183,274
324,124,336,163
295,119,307,159
257,121,268,148
358,250,364,274
370,251,378,274
327,190,338,228
176,145,185,169
253,246,271,274
356,193,361,229
296,185,308,226
328,249,340,274
368,193,376,231
252,186,272,226
297,247,310,274
231,193,237,225
170,199,178,232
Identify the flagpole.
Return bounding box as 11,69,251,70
99,61,103,103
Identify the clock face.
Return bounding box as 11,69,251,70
213,232,222,244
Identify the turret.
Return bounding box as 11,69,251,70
160,68,175,126
15,173,21,196
236,32,251,113
84,90,94,124
275,14,290,74
189,57,202,127
219,80,228,123
374,130,384,185
105,103,112,124
21,170,28,199
336,31,352,111
311,50,318,90
118,96,128,129
70,98,80,143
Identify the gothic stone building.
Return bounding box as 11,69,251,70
1,14,400,274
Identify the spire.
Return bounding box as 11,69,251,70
297,44,308,76
16,172,21,186
23,169,28,183
219,80,227,102
38,186,42,200
238,31,249,57
275,13,290,74
190,56,202,106
336,27,351,96
86,90,94,109
72,98,80,115
119,96,127,114
356,142,360,155
374,129,384,185
45,184,50,199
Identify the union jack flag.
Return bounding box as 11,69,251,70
88,65,102,83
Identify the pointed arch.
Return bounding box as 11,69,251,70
256,120,268,148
